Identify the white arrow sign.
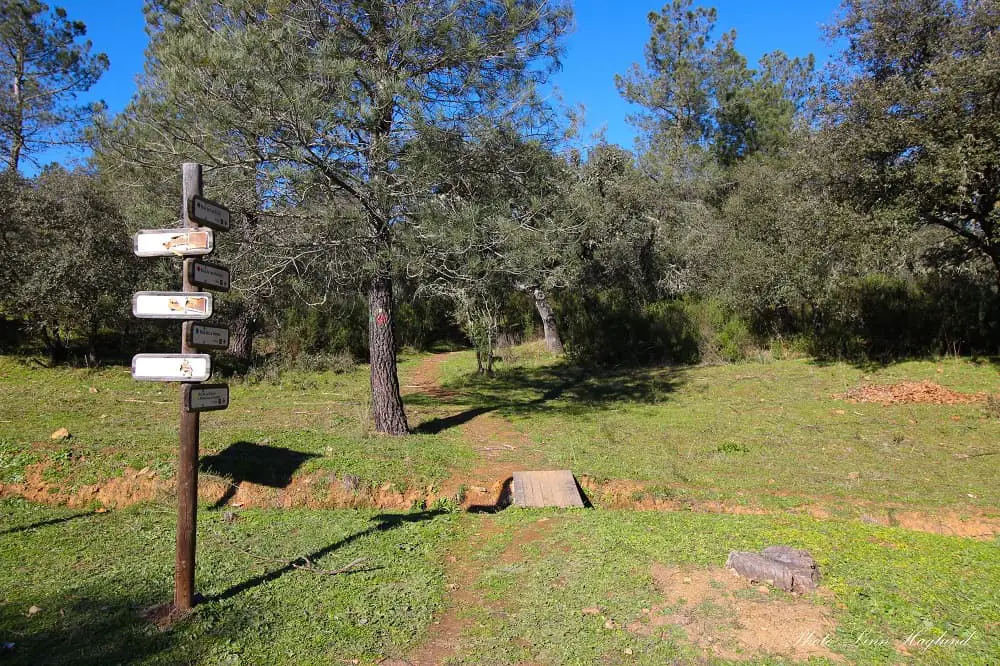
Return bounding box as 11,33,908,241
184,322,230,350
134,228,213,257
183,384,229,412
132,354,211,382
133,291,213,319
187,260,230,291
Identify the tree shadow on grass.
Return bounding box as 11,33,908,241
0,511,99,536
411,361,687,435
204,509,444,604
199,441,318,509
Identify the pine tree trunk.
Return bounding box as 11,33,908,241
368,274,409,435
533,288,564,354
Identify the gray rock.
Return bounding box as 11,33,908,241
726,546,820,593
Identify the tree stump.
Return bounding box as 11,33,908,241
726,546,820,593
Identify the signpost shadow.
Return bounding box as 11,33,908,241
199,441,319,509
204,509,444,603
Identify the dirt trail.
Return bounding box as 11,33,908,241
404,516,558,665
402,351,461,399
404,352,542,509
403,517,503,665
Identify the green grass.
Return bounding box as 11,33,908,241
0,497,459,665
450,509,999,665
4,347,999,663
3,350,999,512
0,354,477,493
433,352,1000,509
2,499,997,664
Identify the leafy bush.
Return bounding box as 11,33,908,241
555,290,700,366
679,298,756,363
807,273,1000,362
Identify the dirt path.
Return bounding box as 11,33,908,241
402,516,559,666
404,352,543,509
402,352,461,399
401,517,501,665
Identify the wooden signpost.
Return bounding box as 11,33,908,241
130,163,232,612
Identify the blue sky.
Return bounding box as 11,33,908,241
37,0,842,171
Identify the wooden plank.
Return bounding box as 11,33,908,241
511,470,584,508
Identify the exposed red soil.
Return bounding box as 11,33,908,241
579,476,1000,540
6,464,998,540
402,352,460,400
629,564,843,662
837,381,988,406
1,464,169,509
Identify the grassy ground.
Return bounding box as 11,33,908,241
2,348,999,663
431,351,1000,509
1,498,997,664
0,353,477,494
0,497,456,665
3,350,998,510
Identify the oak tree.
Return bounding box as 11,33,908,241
825,0,1000,285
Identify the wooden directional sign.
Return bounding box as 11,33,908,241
134,228,213,257
184,322,230,350
132,353,211,382
189,195,231,231
187,260,230,292
133,291,213,319
182,384,229,412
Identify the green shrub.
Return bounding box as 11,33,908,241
555,290,700,366
679,297,756,363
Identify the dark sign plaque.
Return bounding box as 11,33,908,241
189,195,231,231
182,384,229,412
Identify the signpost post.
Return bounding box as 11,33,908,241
176,163,204,612
130,162,233,613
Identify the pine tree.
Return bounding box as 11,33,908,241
101,0,571,434
0,0,107,172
